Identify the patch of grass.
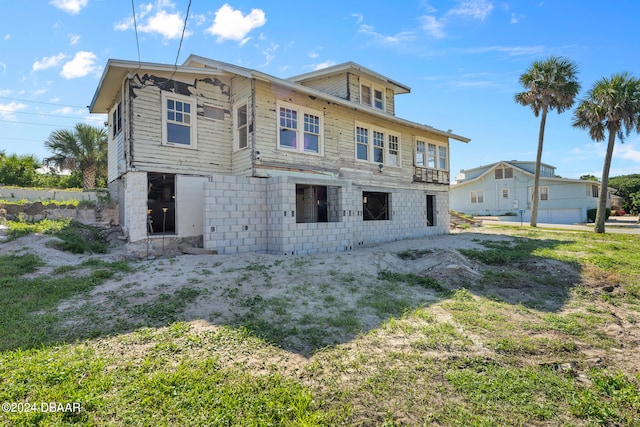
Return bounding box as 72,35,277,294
395,248,433,260
7,218,109,253
377,270,448,294
459,237,560,265
0,254,129,351
128,287,204,324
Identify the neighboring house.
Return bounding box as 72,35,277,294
89,55,470,254
450,160,610,224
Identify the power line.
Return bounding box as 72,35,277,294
131,0,141,66
0,96,86,109
0,109,93,121
171,0,192,79
0,119,76,128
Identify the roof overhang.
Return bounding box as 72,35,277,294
90,55,470,143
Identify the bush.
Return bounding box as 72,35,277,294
587,208,611,222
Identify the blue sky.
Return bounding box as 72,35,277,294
1,0,639,179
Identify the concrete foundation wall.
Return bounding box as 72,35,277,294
204,174,450,255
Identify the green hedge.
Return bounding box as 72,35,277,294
587,208,611,222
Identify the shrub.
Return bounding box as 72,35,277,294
587,208,611,222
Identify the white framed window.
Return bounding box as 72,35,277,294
356,126,369,160
416,140,425,167
591,184,599,198
495,167,514,179
438,146,448,170
161,92,196,148
502,188,510,199
471,190,484,204
235,103,248,150
388,133,400,167
355,123,401,166
415,139,447,170
529,186,550,201
360,81,385,111
277,101,322,154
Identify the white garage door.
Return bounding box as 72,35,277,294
549,208,582,224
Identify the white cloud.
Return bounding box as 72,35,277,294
68,33,81,45
60,51,99,79
510,12,525,23
420,15,445,38
139,10,190,40
448,0,494,21
0,101,27,121
3,34,10,40
49,0,88,15
615,142,640,163
206,3,266,43
32,53,67,72
465,45,545,56
313,60,337,71
352,13,364,24
358,24,415,45
261,43,279,67
115,2,190,40
0,62,5,73
308,51,320,59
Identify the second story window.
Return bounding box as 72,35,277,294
360,81,385,111
161,92,196,148
356,123,401,166
236,104,248,150
416,140,425,166
277,101,322,154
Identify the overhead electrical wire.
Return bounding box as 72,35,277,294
131,0,141,67
170,0,192,80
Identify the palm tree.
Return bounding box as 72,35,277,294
45,123,107,190
572,73,640,233
515,56,581,226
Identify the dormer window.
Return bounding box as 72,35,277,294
360,81,385,111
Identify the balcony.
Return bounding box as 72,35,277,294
413,167,450,185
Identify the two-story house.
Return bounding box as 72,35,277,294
450,160,609,224
89,55,470,254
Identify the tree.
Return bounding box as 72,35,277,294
579,174,599,181
572,73,640,233
515,56,581,227
609,174,640,213
44,123,107,190
0,153,41,186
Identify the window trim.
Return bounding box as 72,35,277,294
360,80,386,111
276,101,323,155
234,102,249,151
355,122,401,167
161,91,197,149
529,186,550,201
502,188,510,199
415,139,447,170
470,190,484,204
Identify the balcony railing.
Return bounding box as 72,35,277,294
413,167,450,185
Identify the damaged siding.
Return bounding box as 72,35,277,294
128,72,233,176
230,75,253,176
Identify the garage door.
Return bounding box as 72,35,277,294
549,208,582,224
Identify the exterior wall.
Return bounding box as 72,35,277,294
295,72,350,100
204,174,449,255
127,72,233,176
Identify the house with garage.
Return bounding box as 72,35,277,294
450,160,609,224
89,54,470,254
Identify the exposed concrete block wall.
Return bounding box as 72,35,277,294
204,174,269,254
203,174,450,255
124,171,149,242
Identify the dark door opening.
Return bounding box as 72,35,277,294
147,173,176,234
426,195,435,226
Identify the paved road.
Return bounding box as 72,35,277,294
477,216,640,235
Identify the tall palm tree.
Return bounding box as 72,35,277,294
45,123,107,190
572,73,640,233
515,56,581,226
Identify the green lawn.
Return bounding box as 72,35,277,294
1,222,639,426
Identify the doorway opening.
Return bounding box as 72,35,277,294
147,173,176,234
